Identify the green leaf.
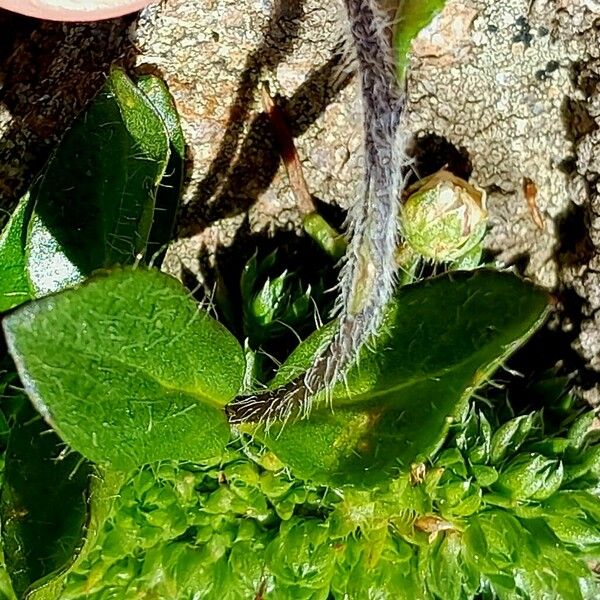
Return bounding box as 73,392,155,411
465,510,532,574
136,76,185,158
0,194,32,312
265,518,335,589
427,533,466,600
496,453,563,501
25,69,170,297
394,0,448,79
0,402,91,597
543,491,600,551
136,75,185,264
471,464,498,487
256,270,550,486
3,268,244,470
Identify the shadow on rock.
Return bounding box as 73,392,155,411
0,10,137,219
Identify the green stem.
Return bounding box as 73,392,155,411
303,212,347,261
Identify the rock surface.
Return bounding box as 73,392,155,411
0,0,598,390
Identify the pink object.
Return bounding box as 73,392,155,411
0,0,154,21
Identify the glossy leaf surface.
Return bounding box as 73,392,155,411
25,69,170,296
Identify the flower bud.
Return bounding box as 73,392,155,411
402,170,487,262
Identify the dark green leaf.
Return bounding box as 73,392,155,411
0,402,91,597
136,75,185,264
26,69,170,297
3,268,244,470
257,270,550,486
240,251,315,348
0,194,32,312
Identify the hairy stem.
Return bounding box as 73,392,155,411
228,0,409,425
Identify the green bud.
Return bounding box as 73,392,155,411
567,410,596,450
402,170,487,262
490,413,537,464
455,410,491,465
